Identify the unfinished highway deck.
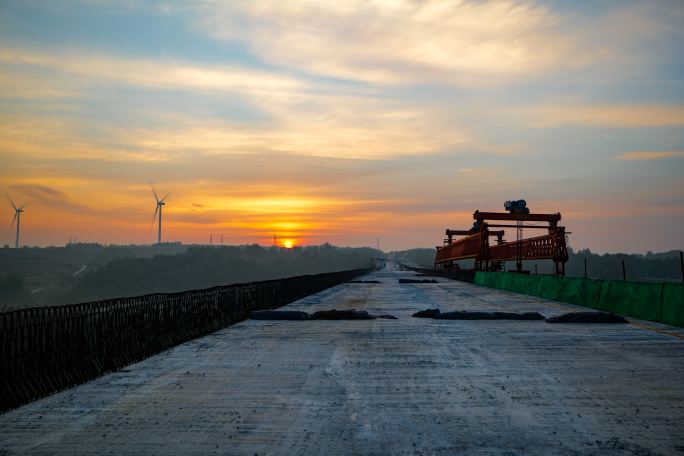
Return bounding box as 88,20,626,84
2,263,684,455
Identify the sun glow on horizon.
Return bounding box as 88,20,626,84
0,2,682,253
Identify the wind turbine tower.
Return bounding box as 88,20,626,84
8,196,29,248
151,187,170,245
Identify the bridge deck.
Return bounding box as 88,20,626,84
2,264,684,455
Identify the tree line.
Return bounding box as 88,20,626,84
0,244,378,311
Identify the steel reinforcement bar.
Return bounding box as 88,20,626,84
0,268,372,412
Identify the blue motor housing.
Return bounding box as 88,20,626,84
504,199,529,213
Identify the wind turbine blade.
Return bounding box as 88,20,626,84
161,192,171,202
152,204,159,226
151,186,160,203
19,203,30,210
7,195,17,210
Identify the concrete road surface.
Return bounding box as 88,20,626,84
1,262,683,455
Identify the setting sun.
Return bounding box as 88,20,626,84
282,239,295,249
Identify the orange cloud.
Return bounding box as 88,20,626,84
0,50,471,161
518,105,684,128
613,150,684,161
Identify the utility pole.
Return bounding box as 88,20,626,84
376,238,380,251
584,258,587,278
680,250,684,283
621,260,627,281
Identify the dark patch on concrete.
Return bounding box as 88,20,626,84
412,309,442,318
376,314,399,320
399,279,438,284
492,312,546,320
250,310,310,320
436,311,545,320
412,309,545,320
546,312,629,324
311,309,376,320
347,280,382,283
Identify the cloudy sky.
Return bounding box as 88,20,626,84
1,0,683,252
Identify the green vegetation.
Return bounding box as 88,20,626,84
0,242,189,292
0,244,377,310
0,274,34,311
565,249,682,281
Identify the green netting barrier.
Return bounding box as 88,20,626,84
496,273,515,291
472,271,683,327
557,277,603,309
661,283,684,327
473,272,497,287
536,276,562,301
510,274,536,295
509,274,526,294
527,276,544,297
486,272,500,288
473,272,486,285
598,280,664,321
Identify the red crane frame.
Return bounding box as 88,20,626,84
434,210,569,275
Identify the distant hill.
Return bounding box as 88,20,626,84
0,244,378,311
0,243,190,292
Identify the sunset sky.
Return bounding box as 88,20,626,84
1,1,683,252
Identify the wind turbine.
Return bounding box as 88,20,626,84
8,195,29,248
151,187,170,245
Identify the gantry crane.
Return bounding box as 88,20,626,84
434,200,569,275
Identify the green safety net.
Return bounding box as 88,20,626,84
557,277,603,309
598,280,664,322
473,272,497,287
496,273,515,291
535,276,562,301
472,271,684,328
510,274,534,295
483,272,501,287
661,283,684,327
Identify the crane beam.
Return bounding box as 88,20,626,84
473,211,561,224
435,231,487,263
446,229,504,237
